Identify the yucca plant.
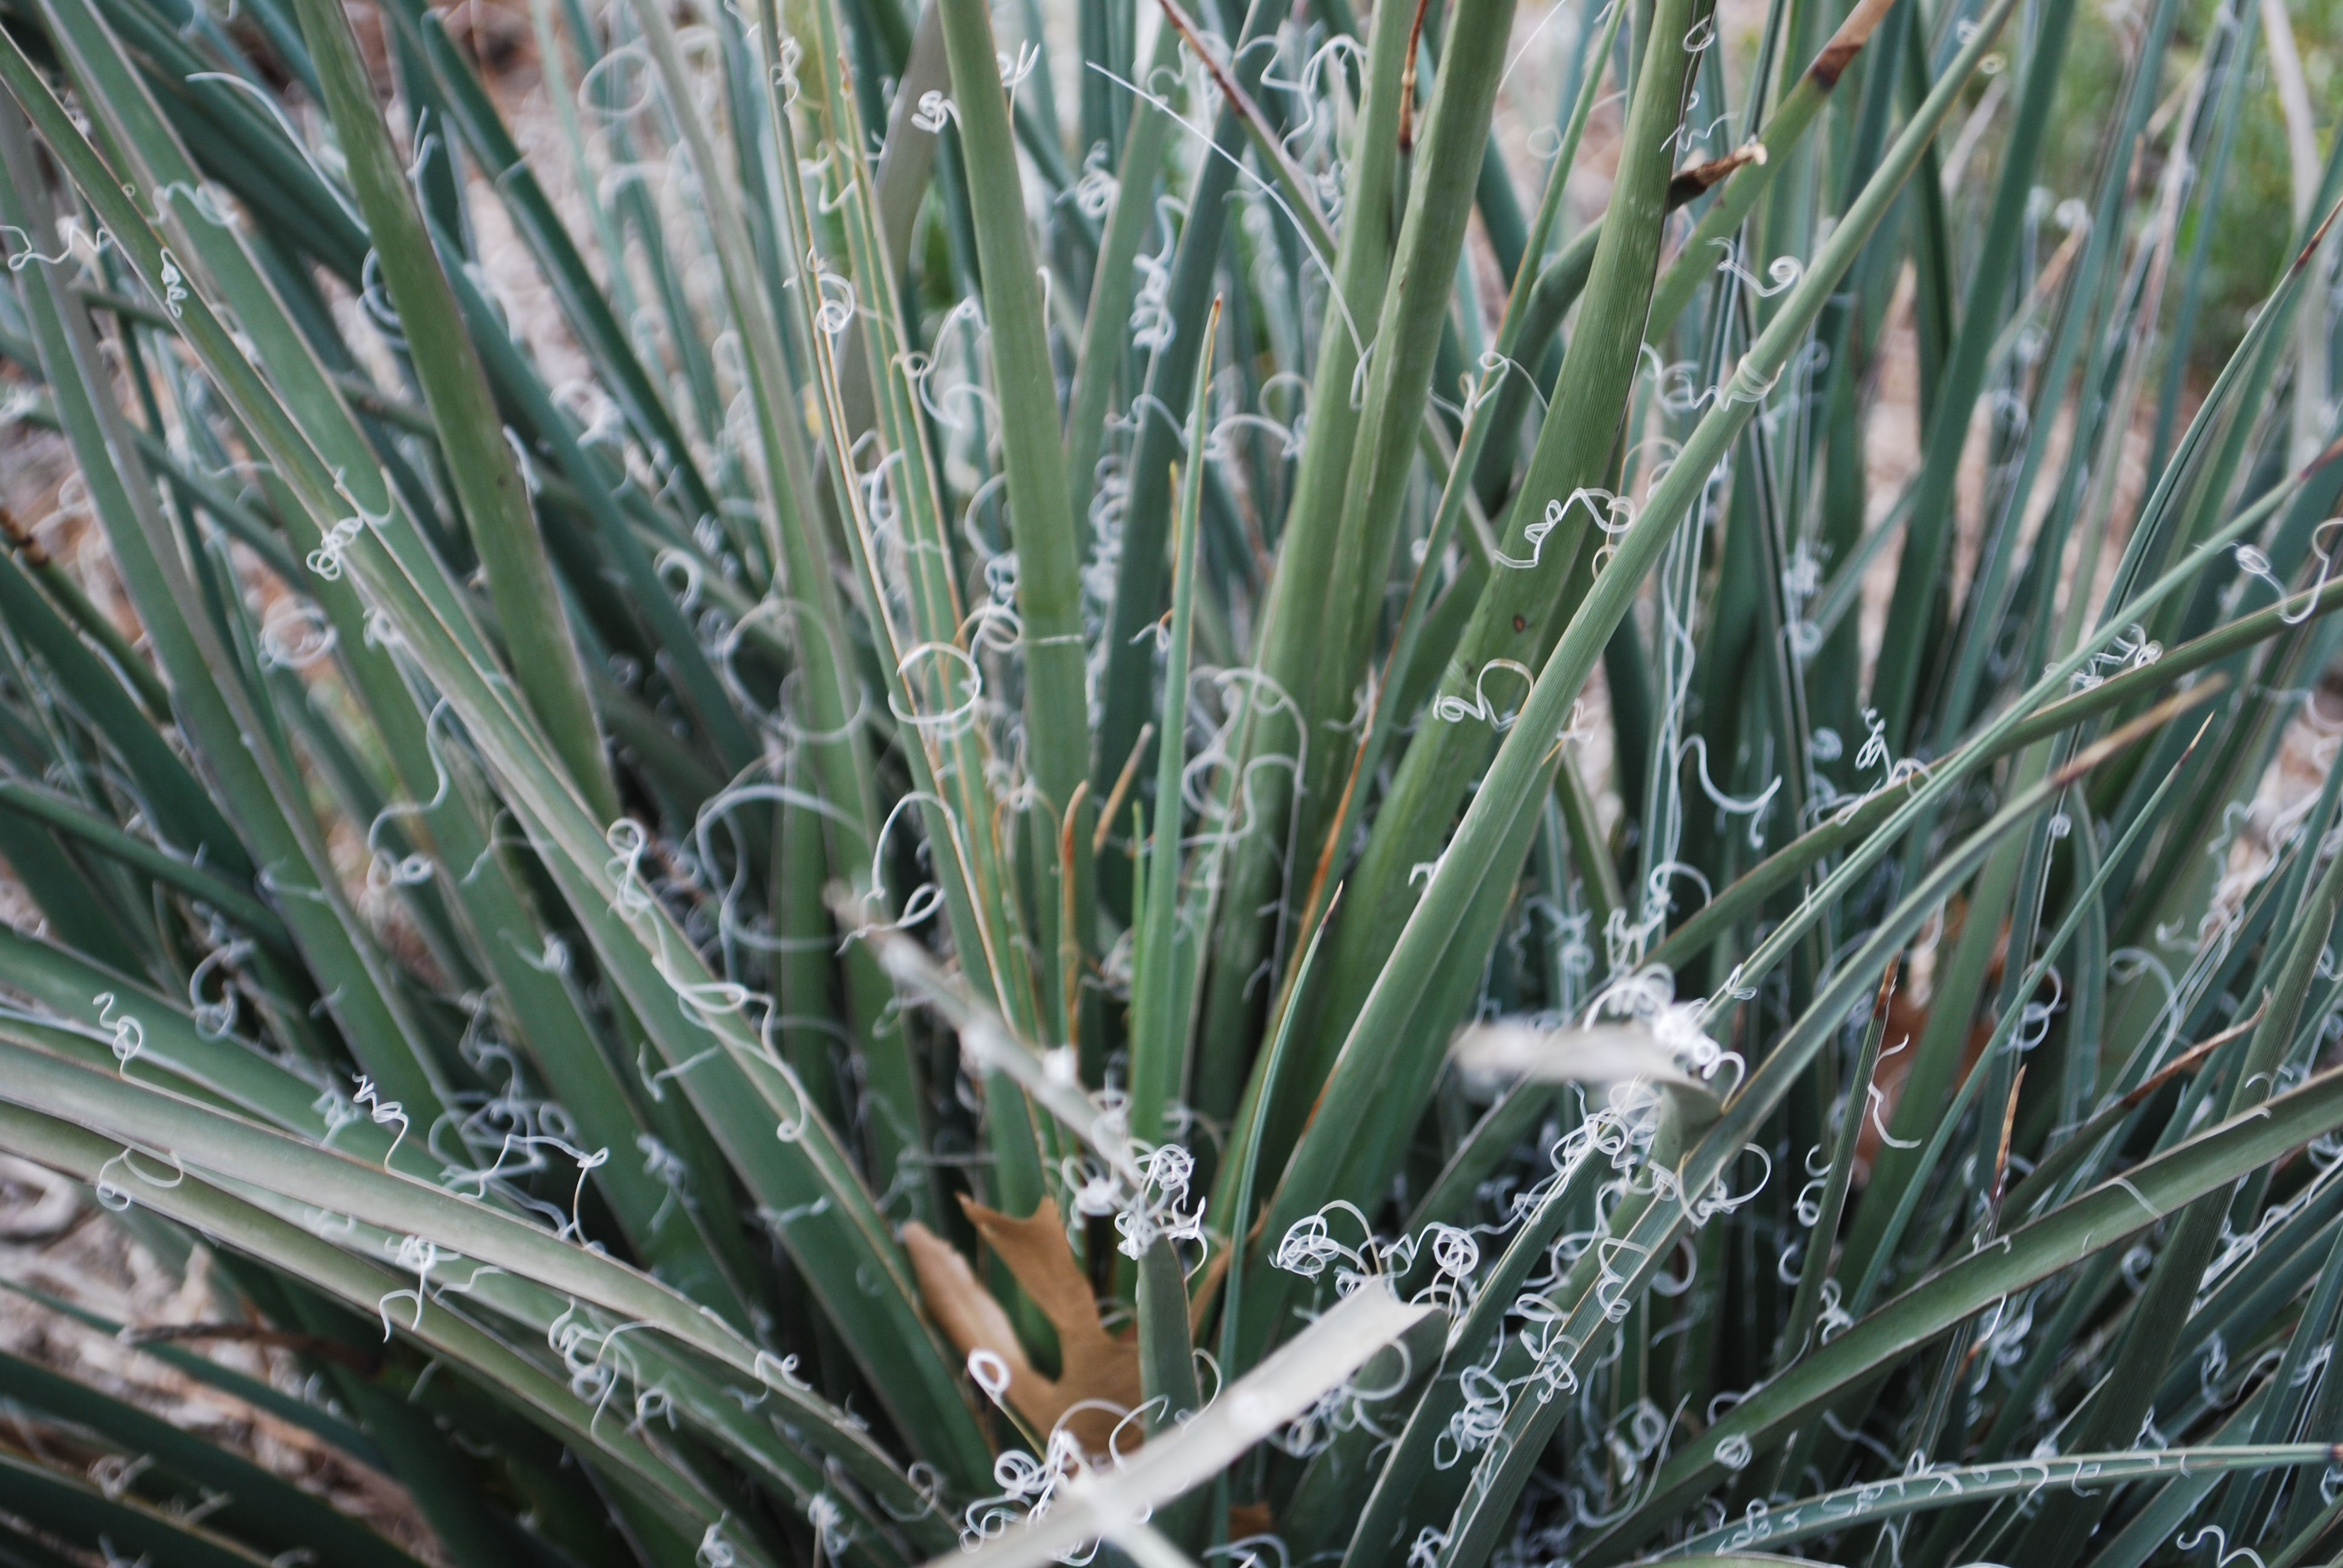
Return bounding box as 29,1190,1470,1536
0,0,2339,1558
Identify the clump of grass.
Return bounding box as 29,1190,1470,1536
0,0,2338,1564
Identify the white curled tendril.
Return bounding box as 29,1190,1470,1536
352,1073,410,1163
1711,237,1803,298
911,90,954,132
376,1232,456,1336
1433,659,1536,730
2233,519,2343,625
1498,488,1633,571
2068,623,2161,691
306,471,394,581
1116,1142,1207,1257
93,1144,182,1214
91,990,145,1074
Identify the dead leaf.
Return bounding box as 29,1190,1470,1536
1856,916,2007,1182
1227,1503,1274,1539
902,1196,1142,1455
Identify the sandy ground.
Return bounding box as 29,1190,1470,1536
0,1155,446,1561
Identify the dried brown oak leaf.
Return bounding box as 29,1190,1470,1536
901,1195,1141,1455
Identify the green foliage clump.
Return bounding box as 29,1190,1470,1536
0,0,2337,1565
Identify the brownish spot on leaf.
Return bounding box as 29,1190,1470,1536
1810,0,1898,87
0,506,48,567
902,1196,1142,1456
1665,142,1765,207
1228,1503,1275,1539
1810,38,1861,87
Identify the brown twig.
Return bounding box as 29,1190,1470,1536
1094,722,1155,854
1397,0,1433,152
